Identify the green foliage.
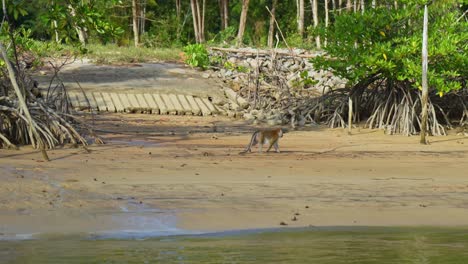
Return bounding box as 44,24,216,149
209,26,238,46
0,24,85,68
285,33,304,48
223,61,250,73
299,70,319,87
183,44,209,69
2,0,303,48
6,0,28,20
290,70,319,89
30,0,123,44
312,1,467,96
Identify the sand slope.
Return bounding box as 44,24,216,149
1,114,468,236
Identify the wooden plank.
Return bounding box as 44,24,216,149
144,93,160,114
101,92,116,112
135,93,151,113
67,91,80,110
185,95,201,116
177,94,193,115
194,97,211,116
224,87,249,109
202,98,217,114
75,91,90,111
127,93,142,112
161,94,177,115
169,94,185,115
118,93,132,112
92,92,107,111
152,94,168,114
86,92,99,111
110,93,125,112
138,94,150,113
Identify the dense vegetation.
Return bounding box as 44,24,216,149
0,0,467,151
311,1,467,135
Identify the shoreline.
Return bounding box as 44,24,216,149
1,114,468,239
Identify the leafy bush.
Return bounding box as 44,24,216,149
312,1,467,96
307,1,467,135
183,44,209,69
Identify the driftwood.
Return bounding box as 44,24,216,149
0,41,50,160
0,35,101,153
210,47,321,58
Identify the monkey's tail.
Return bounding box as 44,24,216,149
239,131,258,154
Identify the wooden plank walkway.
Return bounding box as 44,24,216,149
67,92,220,116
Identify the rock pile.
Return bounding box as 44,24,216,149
208,47,348,127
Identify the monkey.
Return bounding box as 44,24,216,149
240,128,283,154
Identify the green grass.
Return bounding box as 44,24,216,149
86,44,183,64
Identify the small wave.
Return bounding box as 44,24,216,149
0,233,37,241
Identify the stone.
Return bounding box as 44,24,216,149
228,57,237,64
256,112,265,121
289,64,300,72
250,109,259,116
243,113,255,120
224,70,233,77
249,60,259,69
267,118,282,126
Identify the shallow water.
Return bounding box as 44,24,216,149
1,227,468,263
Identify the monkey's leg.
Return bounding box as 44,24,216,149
274,141,280,153
266,138,278,152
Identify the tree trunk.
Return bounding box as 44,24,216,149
348,96,353,135
420,5,429,144
372,0,376,8
297,0,304,37
312,0,320,48
140,0,146,36
201,0,206,42
176,0,181,20
360,0,364,13
53,20,59,43
195,0,202,41
222,0,229,29
236,0,250,47
190,0,201,43
68,4,87,45
219,0,231,31
219,0,225,30
346,0,352,11
191,0,205,43
175,0,183,41
267,0,278,48
76,28,87,45
132,0,139,47
324,0,329,46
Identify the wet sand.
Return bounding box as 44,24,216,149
1,114,468,238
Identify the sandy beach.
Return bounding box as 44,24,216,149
1,113,468,238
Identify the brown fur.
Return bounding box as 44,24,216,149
239,128,283,154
